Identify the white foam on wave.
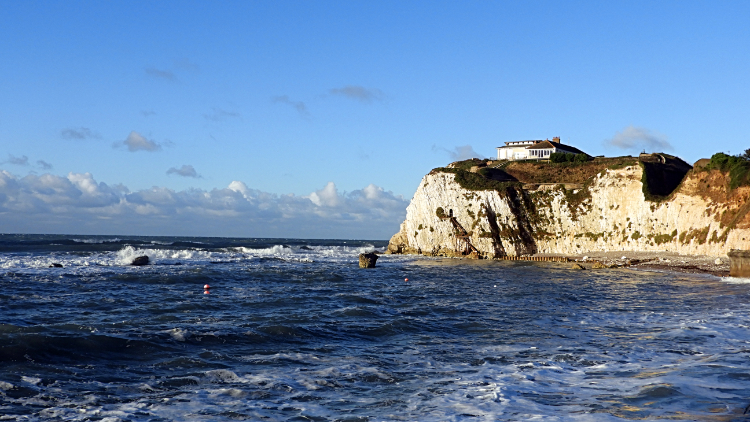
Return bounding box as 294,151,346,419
310,244,379,257
72,238,122,244
21,376,41,385
0,255,98,270
7,333,750,422
0,241,390,273
203,369,242,384
720,276,750,284
114,245,222,265
234,245,293,256
231,243,383,264
168,328,189,342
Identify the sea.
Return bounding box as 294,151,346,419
2,234,750,421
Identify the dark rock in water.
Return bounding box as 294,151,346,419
131,255,150,266
359,252,379,268
570,263,586,270
49,263,63,268
299,245,313,250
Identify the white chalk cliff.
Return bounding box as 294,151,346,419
388,163,750,258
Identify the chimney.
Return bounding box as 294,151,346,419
553,136,560,144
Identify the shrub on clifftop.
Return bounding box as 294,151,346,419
550,152,591,163
705,152,750,189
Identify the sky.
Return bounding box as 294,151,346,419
1,0,749,239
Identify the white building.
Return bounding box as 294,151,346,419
495,140,539,160
496,137,587,161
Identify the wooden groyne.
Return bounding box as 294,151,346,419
498,256,571,262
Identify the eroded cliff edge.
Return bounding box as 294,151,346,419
387,157,750,258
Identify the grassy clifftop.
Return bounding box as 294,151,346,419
500,156,639,184
432,155,694,201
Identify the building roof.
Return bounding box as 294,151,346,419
525,140,556,150
497,140,542,148
526,140,588,155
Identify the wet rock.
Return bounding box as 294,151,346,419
49,263,63,268
570,263,586,270
592,261,607,269
131,255,150,266
359,253,378,268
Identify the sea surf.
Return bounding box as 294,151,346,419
1,234,750,421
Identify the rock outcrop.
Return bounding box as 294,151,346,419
388,159,750,259
131,255,150,266
359,253,379,268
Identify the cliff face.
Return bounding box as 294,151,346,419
388,163,750,258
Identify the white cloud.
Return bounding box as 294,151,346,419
204,107,242,122
145,67,176,81
37,160,53,170
433,145,485,161
308,182,341,207
5,154,29,166
273,95,309,116
605,125,673,152
61,127,101,140
0,171,408,239
167,164,200,178
174,57,199,71
116,131,162,152
329,85,384,103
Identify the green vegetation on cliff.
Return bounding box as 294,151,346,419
433,156,693,203
549,152,590,163
494,156,637,184
429,166,521,192
433,156,640,188
703,152,750,190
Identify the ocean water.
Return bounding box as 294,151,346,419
2,234,750,421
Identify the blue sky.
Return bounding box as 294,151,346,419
1,1,749,238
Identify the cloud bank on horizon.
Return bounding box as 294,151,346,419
0,170,407,239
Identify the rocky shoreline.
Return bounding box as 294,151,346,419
537,251,731,277
388,249,732,277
